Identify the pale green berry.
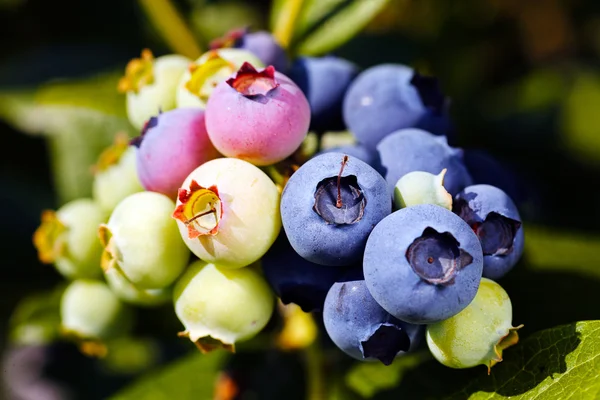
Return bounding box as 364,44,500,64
33,199,105,279
426,278,523,373
172,158,281,269
99,192,190,290
174,260,274,352
394,169,452,210
176,48,264,109
104,266,171,307
92,135,144,215
60,279,132,356
118,49,191,130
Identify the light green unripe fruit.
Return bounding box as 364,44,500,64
173,158,281,269
99,192,190,290
93,137,144,215
33,199,105,280
426,278,522,373
60,279,132,356
104,267,171,307
174,260,274,352
119,49,191,130
176,48,264,109
394,169,452,210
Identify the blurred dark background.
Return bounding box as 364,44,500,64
1,0,600,399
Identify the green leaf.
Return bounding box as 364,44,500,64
295,0,391,56
346,351,432,398
110,351,227,400
445,321,600,400
293,0,345,39
524,225,600,280
561,70,600,165
0,71,135,203
8,285,66,346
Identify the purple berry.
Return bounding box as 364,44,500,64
363,204,484,324
280,152,391,266
323,279,423,365
132,108,220,198
343,64,451,149
288,56,359,132
376,128,472,196
205,63,310,166
453,184,524,279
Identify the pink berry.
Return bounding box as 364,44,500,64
205,63,310,166
132,108,220,198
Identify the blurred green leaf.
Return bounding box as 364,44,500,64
561,70,600,165
0,71,135,202
295,0,391,56
293,0,345,39
444,321,600,400
110,351,227,400
191,1,264,45
346,351,431,398
524,225,600,280
101,337,161,376
269,0,288,32
9,285,66,346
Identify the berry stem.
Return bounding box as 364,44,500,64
336,156,349,208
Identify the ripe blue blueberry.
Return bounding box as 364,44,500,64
363,204,483,324
342,64,451,149
376,128,472,196
210,28,288,72
318,144,381,172
288,56,359,133
261,232,350,312
281,152,391,266
323,279,423,365
453,184,524,279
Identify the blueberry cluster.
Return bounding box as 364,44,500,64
33,28,524,372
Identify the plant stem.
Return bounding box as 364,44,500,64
138,0,202,59
272,0,306,49
305,339,327,400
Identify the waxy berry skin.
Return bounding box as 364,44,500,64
280,152,391,266
173,260,275,352
363,204,483,324
288,56,358,133
205,63,310,166
118,50,191,131
342,64,451,150
376,128,472,197
453,184,524,279
133,108,220,198
323,279,423,365
173,158,281,269
426,278,522,372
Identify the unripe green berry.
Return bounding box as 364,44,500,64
104,266,171,307
60,279,132,356
93,135,144,215
176,48,264,109
426,278,522,373
33,199,105,279
174,260,274,352
99,192,190,290
118,49,191,130
394,169,452,210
